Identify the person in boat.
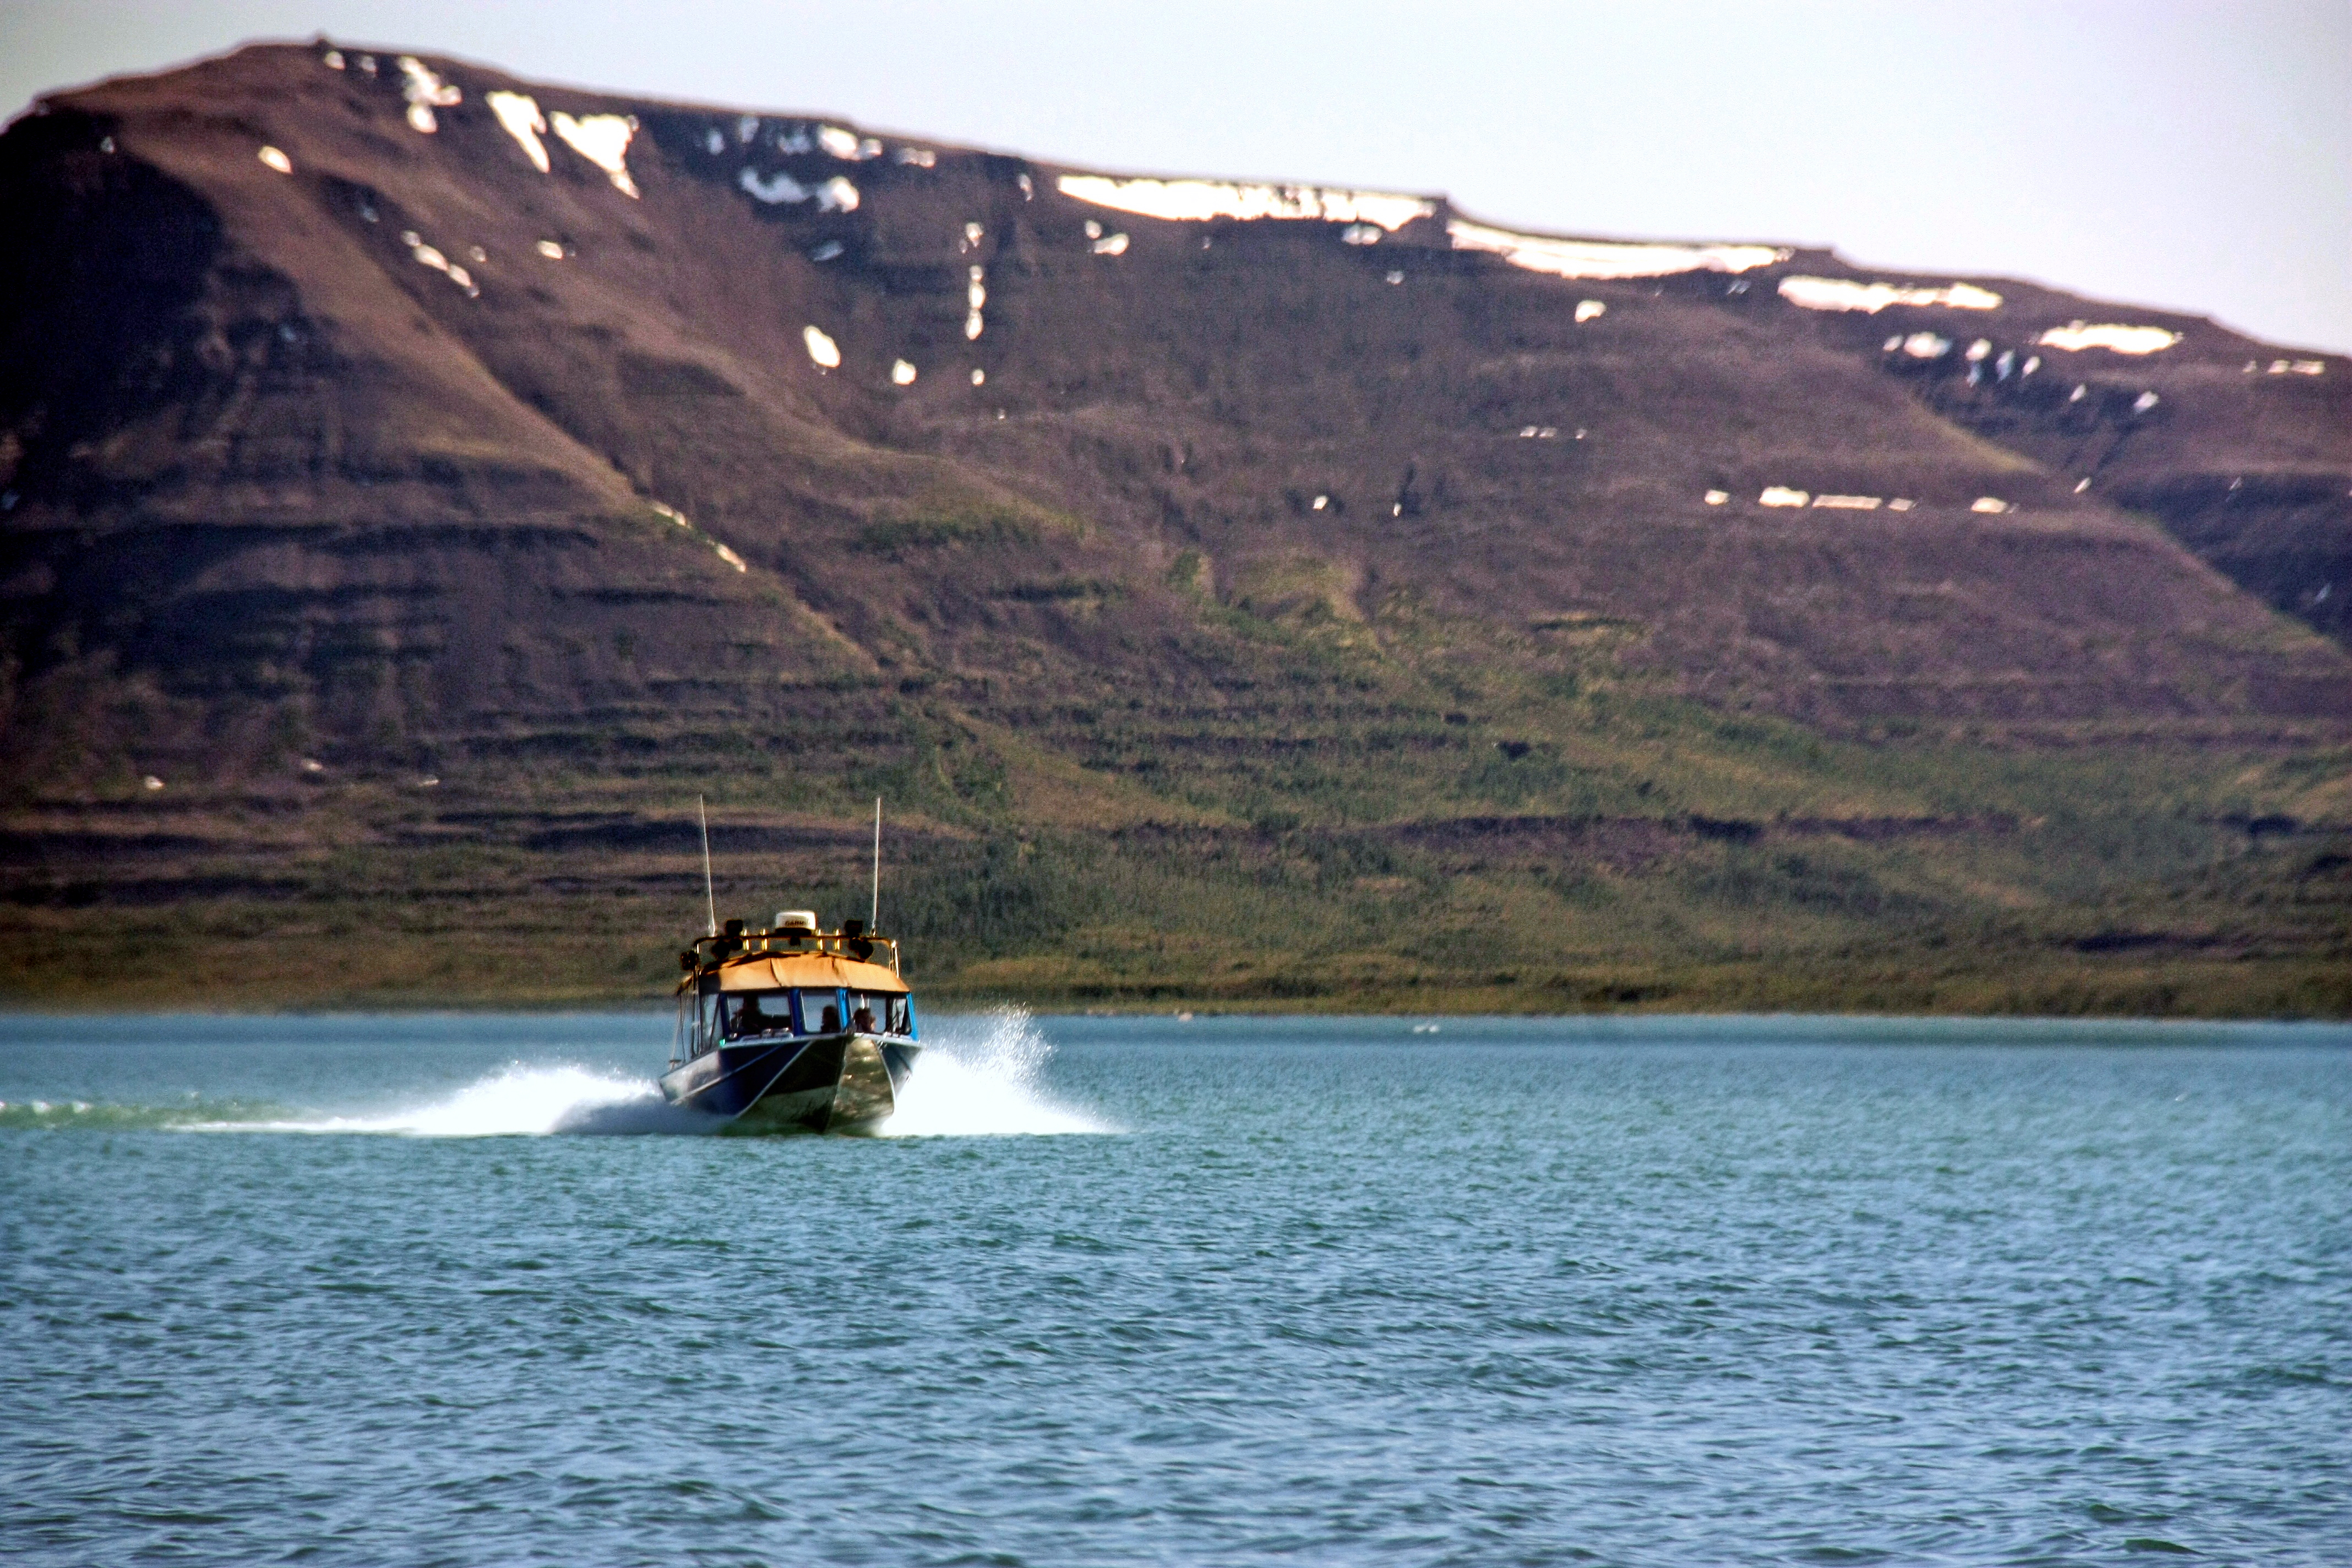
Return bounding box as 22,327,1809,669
851,1003,877,1033
731,994,780,1039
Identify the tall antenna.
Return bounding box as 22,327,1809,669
870,796,882,930
698,793,717,938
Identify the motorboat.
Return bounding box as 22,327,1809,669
662,909,920,1133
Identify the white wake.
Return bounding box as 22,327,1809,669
880,1005,1112,1137
200,1008,1106,1139
236,1064,717,1137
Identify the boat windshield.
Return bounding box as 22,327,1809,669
850,990,913,1036
716,990,794,1041
795,988,842,1034
698,986,903,1047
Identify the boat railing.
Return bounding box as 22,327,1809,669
684,928,902,974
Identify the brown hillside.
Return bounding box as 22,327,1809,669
2,42,2346,1012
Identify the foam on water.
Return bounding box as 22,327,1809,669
5,1093,285,1131
10,1012,1106,1140
881,1005,1112,1137
237,1064,716,1137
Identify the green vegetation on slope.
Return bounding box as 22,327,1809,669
6,655,2345,1014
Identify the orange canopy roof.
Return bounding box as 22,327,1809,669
711,952,909,993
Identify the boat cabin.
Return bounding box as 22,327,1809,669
674,912,916,1061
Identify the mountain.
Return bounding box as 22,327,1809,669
2,42,2346,1013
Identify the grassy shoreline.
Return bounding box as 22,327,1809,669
9,709,2346,1025
7,957,2345,1021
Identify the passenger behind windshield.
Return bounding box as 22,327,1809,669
848,990,912,1035
723,993,788,1039
796,988,841,1033
712,989,901,1042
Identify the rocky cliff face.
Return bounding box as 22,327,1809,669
3,41,2346,794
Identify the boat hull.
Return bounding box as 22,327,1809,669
660,1032,921,1134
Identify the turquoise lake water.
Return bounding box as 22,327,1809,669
3,1011,2347,1565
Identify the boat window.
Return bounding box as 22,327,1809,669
718,990,792,1041
793,988,842,1035
849,990,910,1035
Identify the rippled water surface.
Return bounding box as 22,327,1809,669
4,1011,2348,1566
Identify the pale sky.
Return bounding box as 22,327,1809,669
10,1,2350,352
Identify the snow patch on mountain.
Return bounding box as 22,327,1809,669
816,125,880,160
2037,322,2181,355
1057,175,1436,232
1778,276,2002,313
740,168,857,211
398,57,460,134
487,92,549,173
739,167,808,204
551,112,640,198
400,230,477,296
1449,220,1787,280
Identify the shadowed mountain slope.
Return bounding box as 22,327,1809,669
1,43,2346,1012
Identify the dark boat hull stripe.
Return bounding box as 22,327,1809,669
660,1032,921,1134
